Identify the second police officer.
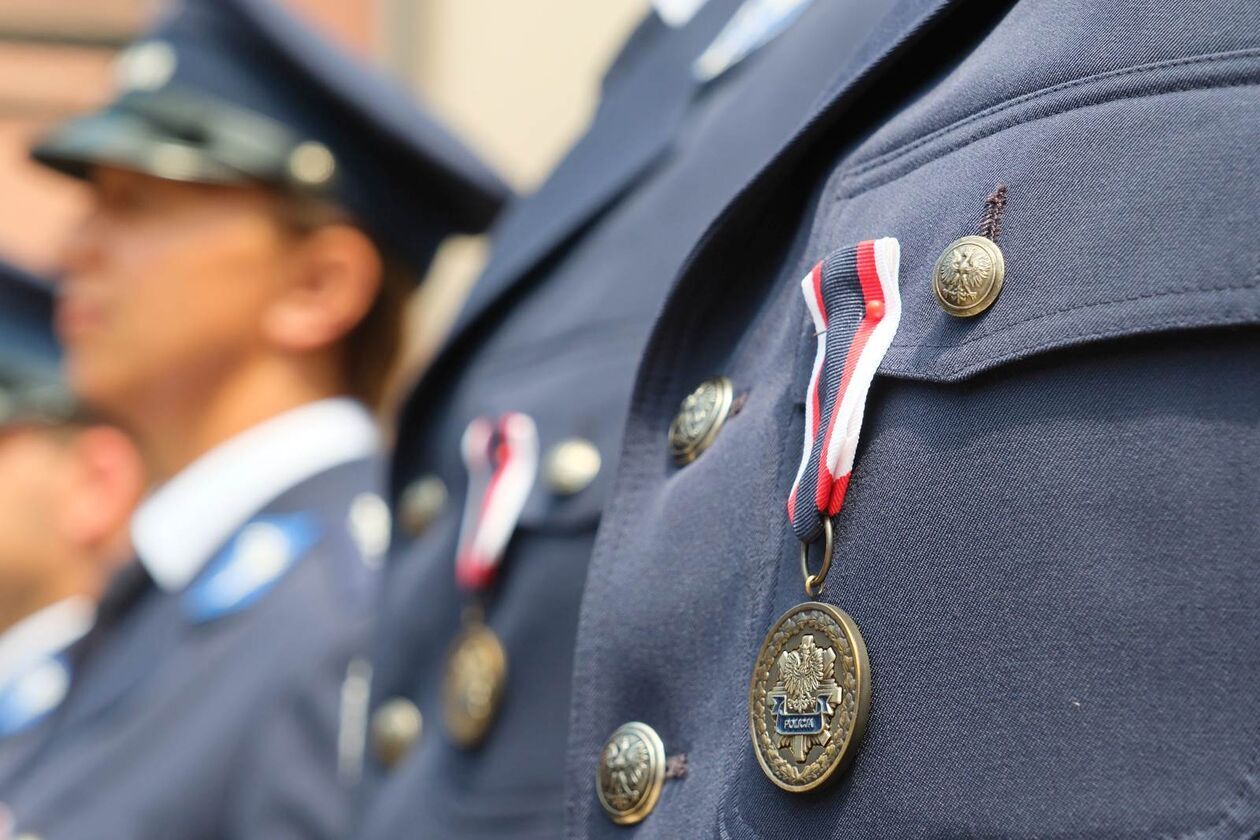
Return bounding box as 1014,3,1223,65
0,0,507,837
353,0,892,836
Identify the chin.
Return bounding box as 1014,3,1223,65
65,353,136,423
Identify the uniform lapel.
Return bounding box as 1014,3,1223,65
655,0,990,342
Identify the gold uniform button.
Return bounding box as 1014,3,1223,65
932,234,1005,317
399,474,448,537
596,722,666,825
371,697,422,768
544,438,602,495
668,376,734,465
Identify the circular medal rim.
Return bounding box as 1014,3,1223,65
441,622,508,749
595,720,667,826
669,375,734,464
932,234,1005,318
747,600,871,793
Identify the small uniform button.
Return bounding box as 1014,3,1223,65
348,492,391,569
544,438,602,495
668,376,734,465
932,234,1005,317
371,697,422,768
596,721,666,825
399,474,447,537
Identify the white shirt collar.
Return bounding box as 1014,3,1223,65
131,397,379,593
652,0,711,27
0,597,95,688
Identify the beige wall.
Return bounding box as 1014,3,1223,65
387,0,649,382
402,0,649,190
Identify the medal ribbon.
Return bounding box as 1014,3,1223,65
455,412,539,591
787,238,901,543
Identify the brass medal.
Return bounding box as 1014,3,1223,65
441,616,507,748
748,601,870,792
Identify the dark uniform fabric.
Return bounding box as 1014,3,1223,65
0,458,379,840
355,1,893,837
564,0,1260,837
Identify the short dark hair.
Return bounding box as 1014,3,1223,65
342,252,411,408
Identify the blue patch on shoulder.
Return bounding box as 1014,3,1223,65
0,654,71,738
183,512,321,623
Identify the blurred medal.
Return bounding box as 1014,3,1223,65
442,413,538,747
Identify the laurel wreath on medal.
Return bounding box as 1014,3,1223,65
751,610,859,786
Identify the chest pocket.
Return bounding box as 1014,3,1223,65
725,62,1259,840
484,344,642,535
828,60,1259,383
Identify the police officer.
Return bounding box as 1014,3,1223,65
354,1,893,836
564,0,1260,836
0,258,141,752
0,0,507,837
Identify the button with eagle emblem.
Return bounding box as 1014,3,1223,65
668,376,734,465
597,721,666,825
399,474,448,537
370,697,422,768
749,601,870,792
932,234,1005,317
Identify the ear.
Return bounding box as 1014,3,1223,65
261,224,383,353
61,425,145,565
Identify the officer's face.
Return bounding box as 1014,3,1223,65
58,167,292,422
0,426,73,624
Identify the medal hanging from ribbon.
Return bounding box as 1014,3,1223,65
749,237,901,793
444,412,538,748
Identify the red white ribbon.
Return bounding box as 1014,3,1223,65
787,238,901,543
455,412,539,590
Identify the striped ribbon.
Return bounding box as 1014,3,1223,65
787,238,902,543
455,412,539,591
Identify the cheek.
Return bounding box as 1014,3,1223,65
71,224,276,402
0,444,63,573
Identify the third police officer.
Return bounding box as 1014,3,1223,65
354,0,886,836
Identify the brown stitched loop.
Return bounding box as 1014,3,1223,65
979,183,1008,241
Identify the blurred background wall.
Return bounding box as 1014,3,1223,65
0,0,647,382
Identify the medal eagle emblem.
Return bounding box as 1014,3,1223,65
770,634,842,763
749,602,870,792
